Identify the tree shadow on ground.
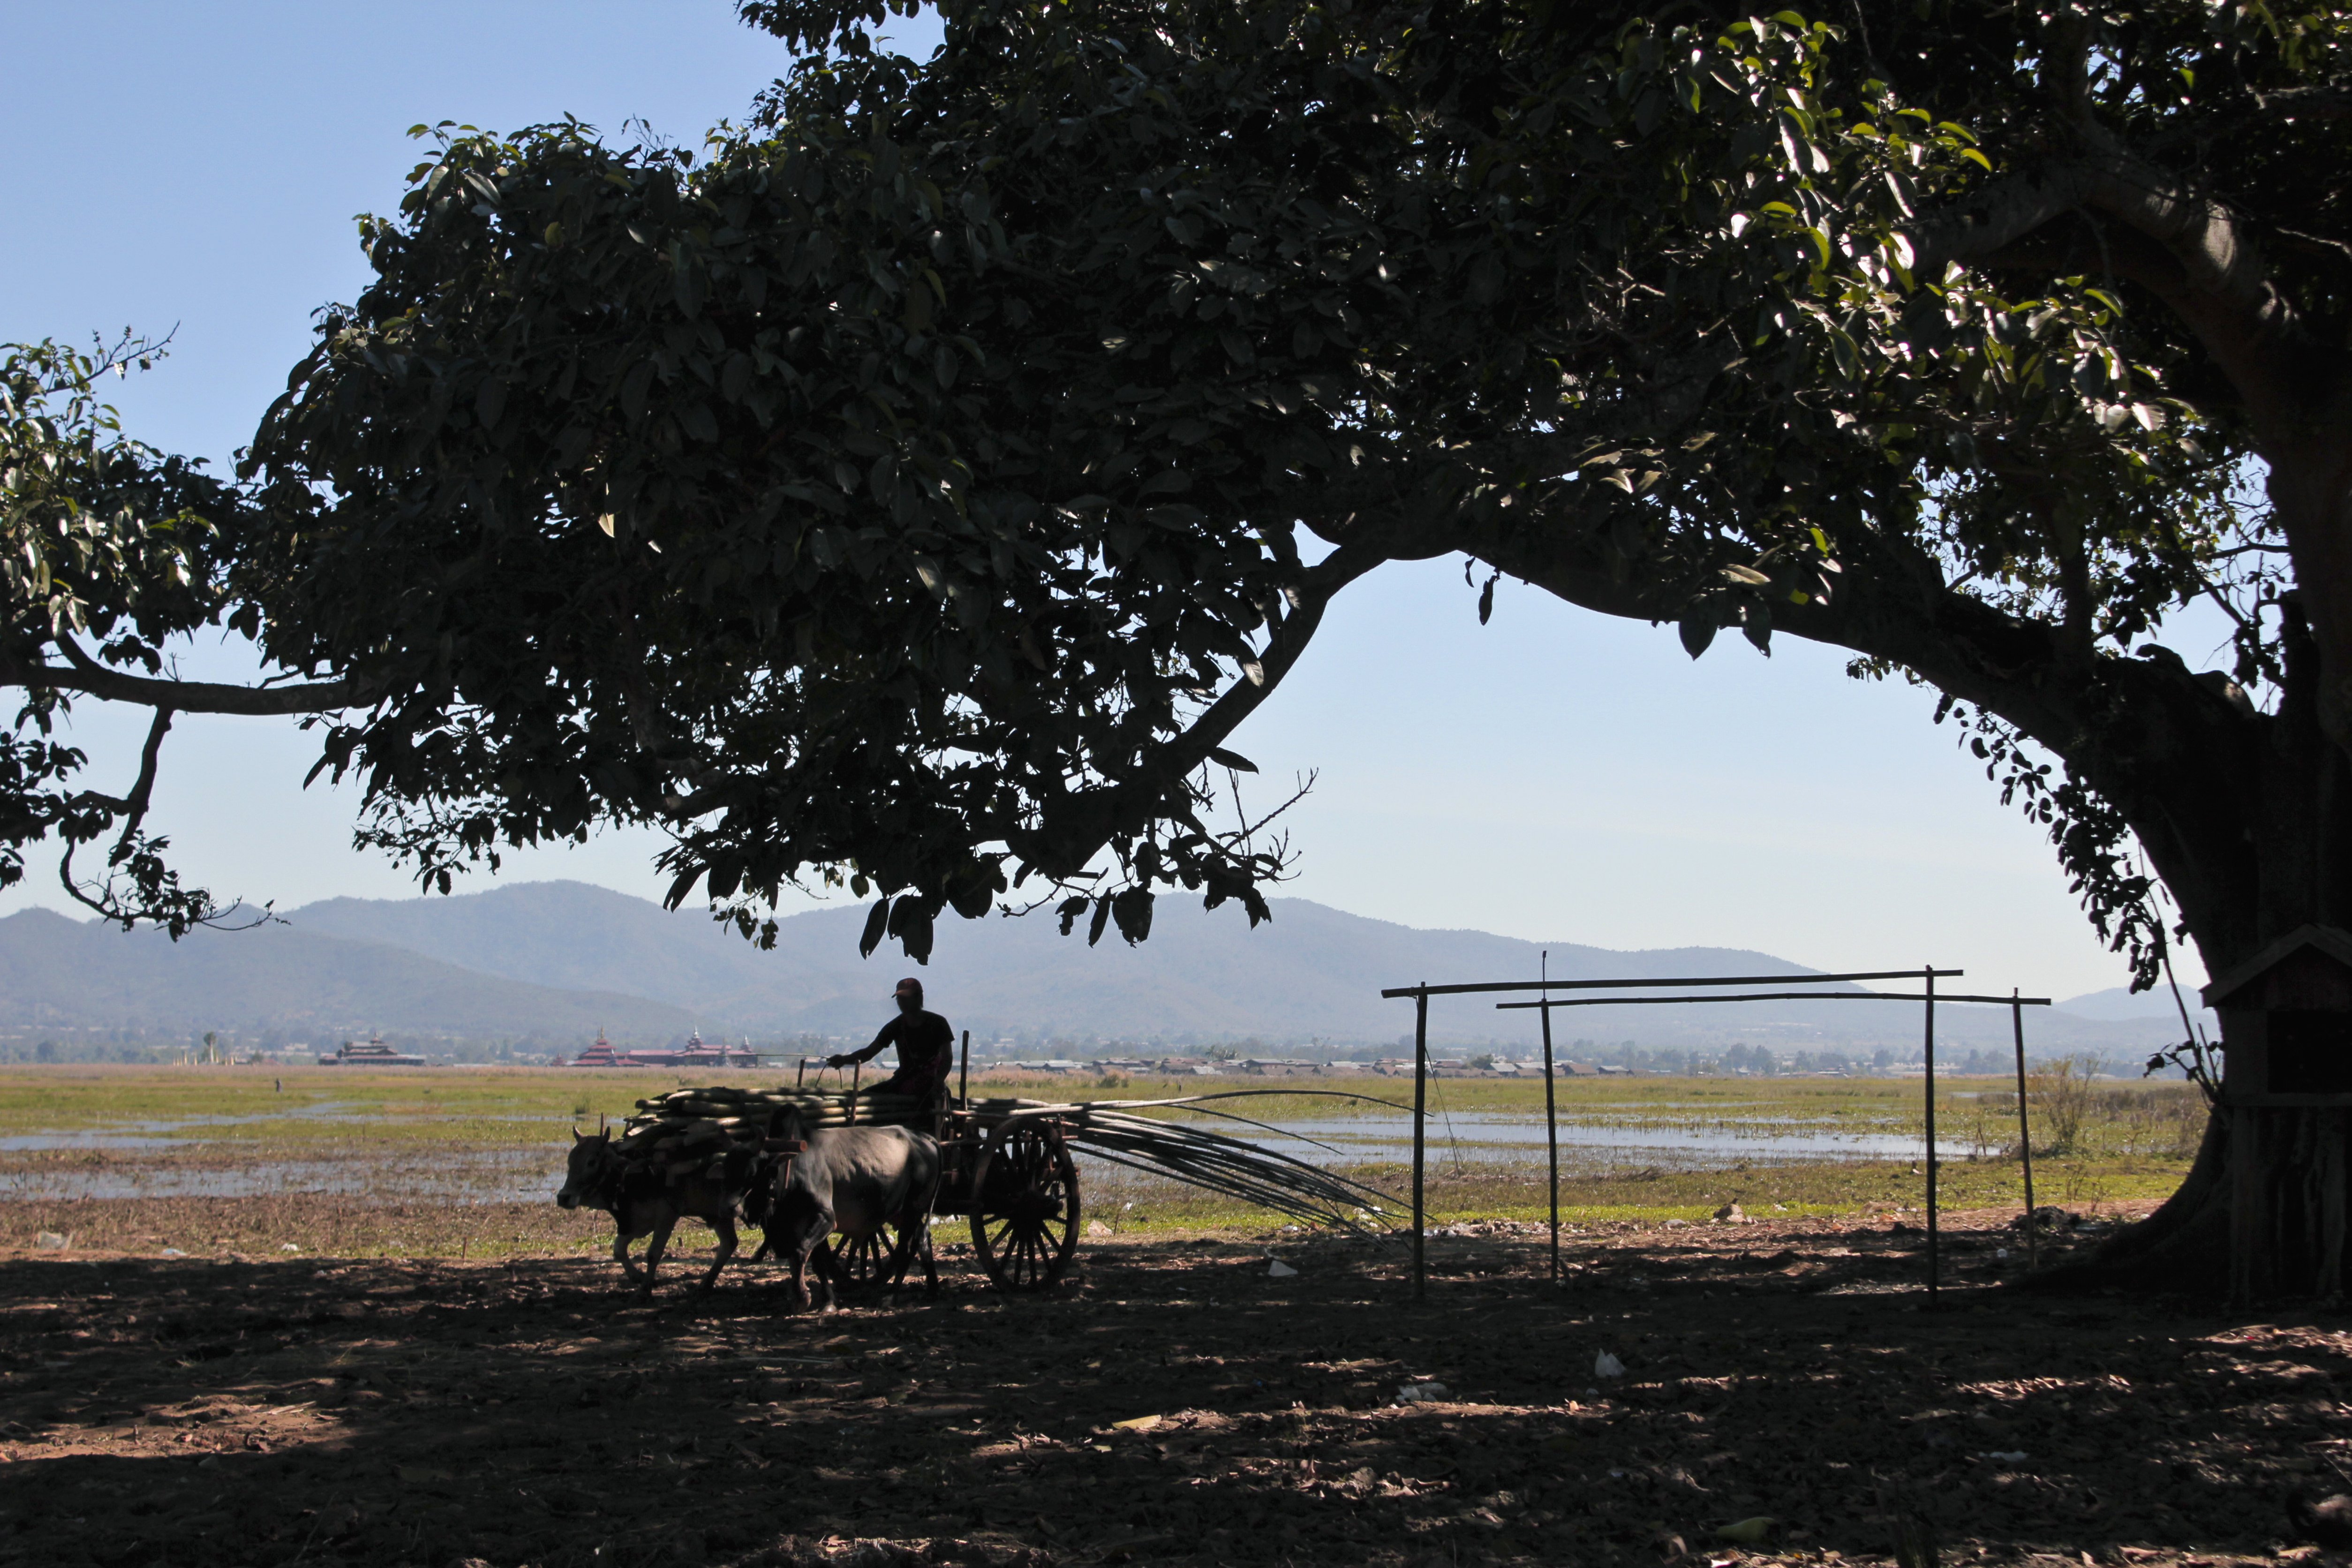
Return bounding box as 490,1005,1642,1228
0,1213,2335,1567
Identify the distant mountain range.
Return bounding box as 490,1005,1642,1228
0,880,2211,1056
0,902,686,1042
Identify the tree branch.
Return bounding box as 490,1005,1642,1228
1011,540,1386,878
58,706,173,922
2251,82,2352,122
17,637,354,716
1907,142,2313,429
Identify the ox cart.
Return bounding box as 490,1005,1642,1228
618,1076,1079,1293
606,1046,1392,1296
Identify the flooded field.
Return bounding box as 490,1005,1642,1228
0,1065,2207,1257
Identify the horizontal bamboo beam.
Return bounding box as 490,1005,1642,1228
1493,990,2051,1010
1383,968,1961,999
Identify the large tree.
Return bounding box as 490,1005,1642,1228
239,0,2345,1291
0,338,351,933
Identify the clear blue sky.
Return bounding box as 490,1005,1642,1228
1,3,2231,1000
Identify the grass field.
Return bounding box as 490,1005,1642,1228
0,1063,2204,1258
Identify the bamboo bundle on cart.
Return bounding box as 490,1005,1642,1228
603,1085,1402,1230
974,1093,1400,1232
628,1085,920,1128
610,1087,915,1177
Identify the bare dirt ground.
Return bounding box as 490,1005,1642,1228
3,1202,2347,1568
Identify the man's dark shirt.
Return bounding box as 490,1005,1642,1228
851,1008,956,1088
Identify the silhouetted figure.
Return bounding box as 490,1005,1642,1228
829,978,955,1107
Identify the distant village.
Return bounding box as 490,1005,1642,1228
0,1020,2067,1077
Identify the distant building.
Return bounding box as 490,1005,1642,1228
317,1034,428,1068
566,1029,757,1069
569,1030,623,1068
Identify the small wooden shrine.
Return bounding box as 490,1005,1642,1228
2204,925,2352,1104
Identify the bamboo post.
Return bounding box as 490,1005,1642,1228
2012,990,2037,1269
1924,965,1939,1302
1413,985,1429,1304
1541,951,1560,1284
959,1028,971,1109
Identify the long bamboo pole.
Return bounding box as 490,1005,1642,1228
1925,965,1939,1303
1541,950,1560,1284
1386,968,1963,998
1413,985,1429,1303
2013,990,2038,1270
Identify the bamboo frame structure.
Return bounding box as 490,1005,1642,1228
1540,951,1560,1283
2012,992,2039,1268
1385,967,2054,1301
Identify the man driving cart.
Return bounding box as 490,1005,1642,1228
829,977,957,1109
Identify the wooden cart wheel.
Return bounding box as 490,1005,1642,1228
828,1219,917,1294
970,1117,1079,1290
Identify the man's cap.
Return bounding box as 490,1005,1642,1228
894,977,924,998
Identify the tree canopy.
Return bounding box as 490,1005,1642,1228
229,0,2345,994
1,338,349,933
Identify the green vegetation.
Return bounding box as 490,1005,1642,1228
0,1065,2201,1259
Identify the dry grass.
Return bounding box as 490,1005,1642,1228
0,1066,2201,1261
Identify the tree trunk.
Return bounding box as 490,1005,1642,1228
2038,1101,2352,1301
1474,443,2352,1303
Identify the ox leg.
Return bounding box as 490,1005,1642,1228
700,1214,739,1293
641,1218,677,1297
612,1227,644,1285
784,1242,809,1312
913,1163,943,1297
809,1238,842,1310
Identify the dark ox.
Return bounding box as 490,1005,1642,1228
557,1128,762,1294
746,1113,942,1310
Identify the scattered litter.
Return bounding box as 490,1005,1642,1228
1716,1517,1778,1545
1394,1381,1451,1405
33,1232,68,1250
1085,1220,1112,1237
1979,1450,2029,1464
279,1243,300,1253
1594,1350,1626,1380
159,1247,187,1259
1111,1415,1162,1432
1267,1259,1297,1278
1995,1247,2011,1261
1663,1218,1690,1229
1712,1203,1747,1223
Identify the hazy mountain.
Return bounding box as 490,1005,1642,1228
2058,985,2216,1032
0,906,687,1042
279,880,2181,1053
0,878,2188,1054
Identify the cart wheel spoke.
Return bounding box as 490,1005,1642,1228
969,1118,1083,1292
